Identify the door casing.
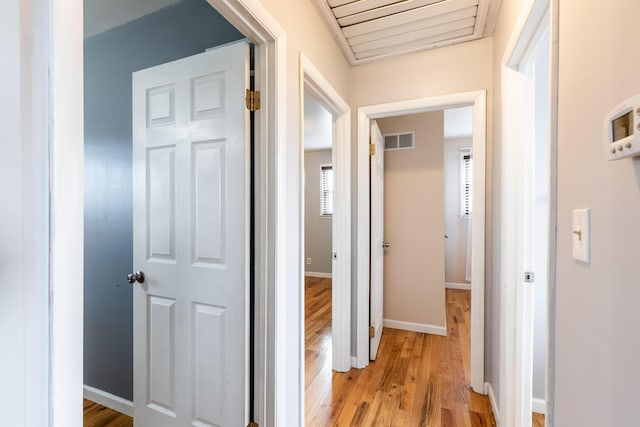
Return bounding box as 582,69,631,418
501,0,558,425
299,53,352,374
355,91,487,396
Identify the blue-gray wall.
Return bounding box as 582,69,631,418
84,0,242,400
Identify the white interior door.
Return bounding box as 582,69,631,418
369,120,385,360
132,41,249,427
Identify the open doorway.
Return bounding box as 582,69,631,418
356,91,487,396
82,1,261,425
373,111,449,345
298,54,351,423
369,108,478,423
501,1,555,425
527,32,551,427
443,107,474,294
47,0,290,423
302,92,334,419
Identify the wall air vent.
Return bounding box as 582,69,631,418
384,131,415,151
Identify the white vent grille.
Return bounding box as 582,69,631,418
384,131,415,151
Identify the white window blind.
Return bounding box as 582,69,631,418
460,148,472,217
320,164,334,216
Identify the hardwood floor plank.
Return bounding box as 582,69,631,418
533,412,546,427
86,281,498,427
83,399,132,427
304,281,496,426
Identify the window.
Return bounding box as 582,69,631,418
320,164,334,216
460,148,472,217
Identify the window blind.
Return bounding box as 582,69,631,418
320,164,334,216
460,149,472,217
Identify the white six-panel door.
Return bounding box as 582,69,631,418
369,120,385,360
132,41,249,427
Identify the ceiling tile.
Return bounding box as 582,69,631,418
311,0,502,64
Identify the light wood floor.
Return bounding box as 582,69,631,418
84,277,542,427
533,412,545,427
305,276,497,426
83,399,132,427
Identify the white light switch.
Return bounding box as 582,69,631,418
572,208,591,263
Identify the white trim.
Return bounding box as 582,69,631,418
473,0,491,38
485,382,501,427
299,53,352,376
500,1,555,427
2,0,52,423
304,271,332,278
83,385,134,417
532,397,547,415
546,2,560,424
356,91,486,394
50,0,289,425
383,319,447,336
445,282,472,290
49,0,85,423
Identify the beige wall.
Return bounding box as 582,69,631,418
304,150,332,275
377,111,445,328
444,137,472,284
349,37,493,106
555,1,640,424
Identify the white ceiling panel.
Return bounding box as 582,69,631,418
346,7,477,45
311,0,502,64
336,0,444,25
350,17,476,53
355,27,474,60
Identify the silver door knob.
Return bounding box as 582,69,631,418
127,271,145,284
382,242,390,248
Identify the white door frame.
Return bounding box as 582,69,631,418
501,0,558,425
299,53,352,374
44,0,295,425
355,91,487,393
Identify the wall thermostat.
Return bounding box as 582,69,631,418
603,95,640,160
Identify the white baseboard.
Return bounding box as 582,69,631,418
485,382,500,426
304,271,332,278
445,281,471,290
532,397,546,414
383,319,446,336
83,384,133,417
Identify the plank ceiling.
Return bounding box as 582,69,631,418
311,0,503,64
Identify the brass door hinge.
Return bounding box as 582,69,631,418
369,143,376,156
247,421,259,427
246,89,261,112
369,325,375,338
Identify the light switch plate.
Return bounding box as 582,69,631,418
572,208,591,263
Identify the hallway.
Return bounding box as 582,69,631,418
305,277,496,426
